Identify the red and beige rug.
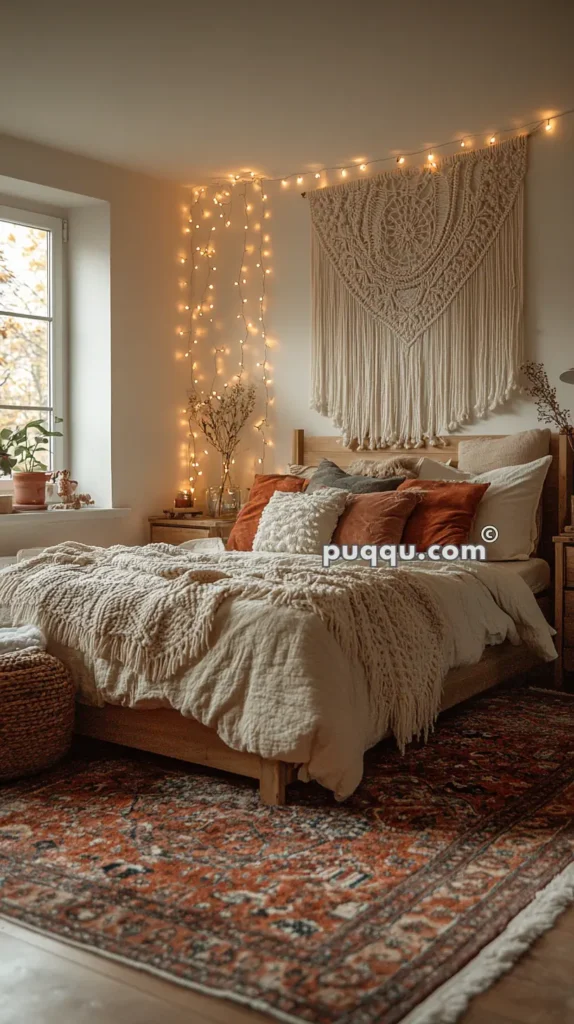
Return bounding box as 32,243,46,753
1,686,574,1024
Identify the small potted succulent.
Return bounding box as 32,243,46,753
0,417,63,509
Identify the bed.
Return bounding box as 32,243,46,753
67,430,572,805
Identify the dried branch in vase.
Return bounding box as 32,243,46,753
521,362,574,451
188,380,256,516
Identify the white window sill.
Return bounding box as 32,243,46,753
0,508,131,525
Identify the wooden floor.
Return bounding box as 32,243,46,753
2,907,574,1023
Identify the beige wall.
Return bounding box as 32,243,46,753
0,132,189,553
1,108,573,553
260,117,574,471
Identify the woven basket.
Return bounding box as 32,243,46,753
0,649,75,781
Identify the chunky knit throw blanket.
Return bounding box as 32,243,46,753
0,542,448,751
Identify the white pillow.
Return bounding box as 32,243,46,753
253,487,348,554
415,456,552,560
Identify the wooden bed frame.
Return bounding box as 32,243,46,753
75,430,572,805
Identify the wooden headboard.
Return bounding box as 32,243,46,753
292,430,573,566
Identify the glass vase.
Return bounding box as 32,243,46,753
206,465,241,518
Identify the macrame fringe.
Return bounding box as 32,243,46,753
311,186,524,449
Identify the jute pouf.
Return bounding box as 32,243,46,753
0,649,75,781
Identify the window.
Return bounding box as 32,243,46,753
0,205,65,476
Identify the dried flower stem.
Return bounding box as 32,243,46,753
188,380,256,515
521,362,574,452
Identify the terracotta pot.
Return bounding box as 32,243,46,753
12,472,47,507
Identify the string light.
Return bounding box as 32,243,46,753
396,156,405,165
268,107,571,189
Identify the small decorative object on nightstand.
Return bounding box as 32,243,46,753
149,515,235,546
553,533,574,688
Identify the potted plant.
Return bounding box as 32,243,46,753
0,418,63,509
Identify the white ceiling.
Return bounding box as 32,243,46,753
1,0,573,183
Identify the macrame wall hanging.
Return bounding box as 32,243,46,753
307,135,528,448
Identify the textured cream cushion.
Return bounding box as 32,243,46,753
253,488,348,554
414,456,552,560
288,463,317,480
457,429,551,474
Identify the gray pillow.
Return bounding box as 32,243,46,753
305,459,405,495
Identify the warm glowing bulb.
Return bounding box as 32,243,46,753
397,156,405,165
315,173,320,179
281,179,288,187
545,119,552,131
297,176,303,184
460,140,466,148
489,136,496,145
360,164,366,171
341,169,347,177
180,257,186,264
428,154,434,162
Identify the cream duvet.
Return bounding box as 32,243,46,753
0,543,556,800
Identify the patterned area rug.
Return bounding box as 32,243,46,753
1,687,574,1024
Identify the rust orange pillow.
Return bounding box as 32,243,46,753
332,490,421,546
397,480,490,550
226,474,307,551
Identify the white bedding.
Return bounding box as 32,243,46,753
42,547,556,801
482,556,550,595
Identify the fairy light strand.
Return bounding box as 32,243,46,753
235,183,250,377
257,106,574,188
255,183,270,466
181,188,205,497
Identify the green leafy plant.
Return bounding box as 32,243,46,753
0,417,63,475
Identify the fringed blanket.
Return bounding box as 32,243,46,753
0,542,447,752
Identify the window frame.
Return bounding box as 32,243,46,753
0,203,66,491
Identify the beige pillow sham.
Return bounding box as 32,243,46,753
457,428,550,475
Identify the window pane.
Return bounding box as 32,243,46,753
0,314,49,407
0,406,52,435
0,221,49,317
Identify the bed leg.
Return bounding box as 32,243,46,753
259,759,287,806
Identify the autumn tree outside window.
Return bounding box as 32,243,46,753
0,205,65,480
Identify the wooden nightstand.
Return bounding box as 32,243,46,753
553,533,574,688
148,516,235,546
